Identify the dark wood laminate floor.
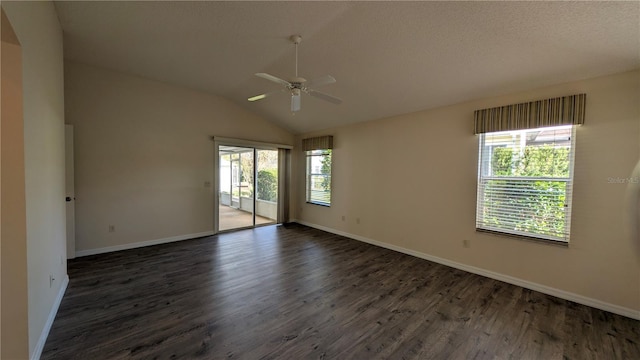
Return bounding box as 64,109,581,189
43,224,639,359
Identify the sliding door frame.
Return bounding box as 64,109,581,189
213,137,292,234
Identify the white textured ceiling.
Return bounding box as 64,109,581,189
54,1,640,134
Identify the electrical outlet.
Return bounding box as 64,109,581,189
49,274,55,288
204,181,211,188
108,225,115,232
463,240,471,248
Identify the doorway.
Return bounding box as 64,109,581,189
217,145,281,232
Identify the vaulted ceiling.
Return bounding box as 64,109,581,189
54,1,640,134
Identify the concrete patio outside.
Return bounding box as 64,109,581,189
218,205,275,231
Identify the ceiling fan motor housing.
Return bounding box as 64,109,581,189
289,77,307,85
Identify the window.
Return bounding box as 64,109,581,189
476,125,576,242
306,149,332,206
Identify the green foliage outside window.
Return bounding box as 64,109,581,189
491,145,569,177
320,150,332,191
484,144,570,238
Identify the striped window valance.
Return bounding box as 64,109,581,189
474,94,586,134
302,135,333,151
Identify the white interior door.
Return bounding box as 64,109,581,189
65,124,75,259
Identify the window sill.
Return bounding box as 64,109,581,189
306,201,330,207
475,228,569,247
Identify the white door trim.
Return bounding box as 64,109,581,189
65,124,75,259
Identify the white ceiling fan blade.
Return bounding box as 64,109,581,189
248,89,286,102
291,93,301,112
255,73,291,87
306,75,336,88
308,89,342,104
248,93,268,102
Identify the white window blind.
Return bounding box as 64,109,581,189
306,149,331,206
476,125,576,242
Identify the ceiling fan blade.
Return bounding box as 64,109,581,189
306,75,336,88
248,93,268,102
255,73,291,87
248,89,286,102
308,89,342,104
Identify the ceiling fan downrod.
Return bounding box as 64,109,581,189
291,35,301,78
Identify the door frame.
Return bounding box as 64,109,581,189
65,124,75,258
212,137,292,234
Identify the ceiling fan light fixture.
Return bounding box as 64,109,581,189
291,89,301,112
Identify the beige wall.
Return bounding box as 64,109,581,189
2,1,68,358
1,7,29,359
296,70,640,313
65,61,294,253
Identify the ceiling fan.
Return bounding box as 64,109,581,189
248,35,342,112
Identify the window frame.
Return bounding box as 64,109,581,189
475,125,576,244
305,149,332,207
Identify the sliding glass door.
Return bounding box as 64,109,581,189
255,149,279,226
217,145,279,232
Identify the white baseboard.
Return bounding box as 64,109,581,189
295,220,640,320
75,231,215,257
31,274,69,360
